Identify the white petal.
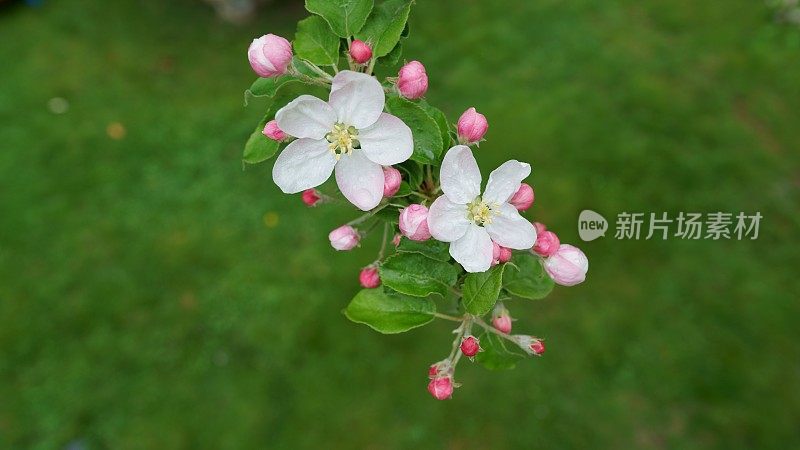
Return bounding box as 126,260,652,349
484,203,538,249
272,138,337,193
328,77,385,129
439,145,481,204
335,150,384,211
482,160,531,204
358,113,413,165
331,70,376,94
450,225,494,273
428,195,470,242
275,95,336,140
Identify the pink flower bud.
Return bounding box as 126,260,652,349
349,39,372,64
492,315,512,334
533,221,547,235
399,204,431,241
491,242,513,266
457,107,489,144
328,225,360,251
262,120,287,141
533,230,560,257
428,360,449,378
382,166,402,197
514,335,545,355
359,267,381,289
509,183,534,211
544,244,588,286
397,61,428,99
427,376,453,400
460,336,481,357
392,233,402,247
248,34,292,78
301,189,321,207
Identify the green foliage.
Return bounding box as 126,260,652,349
379,41,404,67
356,0,413,57
294,16,341,66
418,101,452,153
397,160,424,189
344,288,435,333
395,237,451,262
242,116,280,164
462,264,505,315
475,333,527,370
379,252,458,297
503,252,555,300
243,76,298,106
385,97,444,165
305,0,374,38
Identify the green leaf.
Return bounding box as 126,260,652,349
294,16,341,66
394,181,412,197
397,159,424,189
462,265,506,316
385,97,444,165
419,101,452,153
244,76,300,106
374,204,402,223
291,56,320,77
379,252,458,297
396,237,451,262
503,252,555,300
305,0,374,38
356,0,413,57
475,333,527,370
243,116,280,164
344,288,435,334
378,41,403,67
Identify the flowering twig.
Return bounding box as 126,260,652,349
244,4,588,401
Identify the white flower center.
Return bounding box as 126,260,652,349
326,123,360,160
466,197,497,226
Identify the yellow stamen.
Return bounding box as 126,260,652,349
326,123,360,159
466,197,497,225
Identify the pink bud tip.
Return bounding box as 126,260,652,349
533,221,547,236
328,225,360,251
382,166,402,197
532,230,560,257
428,364,439,378
544,244,588,286
358,267,381,289
301,189,321,207
492,305,513,334
427,376,454,400
392,234,402,247
397,61,428,99
349,39,373,64
399,204,431,241
262,120,287,141
248,34,293,78
530,340,546,355
457,107,489,144
509,183,534,211
460,336,481,357
492,242,513,266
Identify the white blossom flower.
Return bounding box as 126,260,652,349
272,71,413,211
427,146,537,272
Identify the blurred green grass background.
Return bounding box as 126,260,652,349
1,0,799,448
